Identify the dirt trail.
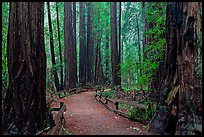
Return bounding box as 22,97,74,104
51,91,149,135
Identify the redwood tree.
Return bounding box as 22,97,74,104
79,2,86,85
118,2,122,87
105,27,109,82
72,2,77,84
110,2,121,86
149,2,202,135
2,2,50,134
86,2,94,84
56,2,63,88
47,2,60,91
64,2,76,89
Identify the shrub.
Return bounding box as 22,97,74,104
127,99,157,121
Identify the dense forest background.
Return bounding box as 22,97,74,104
2,2,202,135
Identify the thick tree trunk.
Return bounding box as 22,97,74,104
47,2,60,91
149,2,202,135
110,2,121,87
64,2,76,90
56,2,63,89
79,2,86,85
3,2,50,135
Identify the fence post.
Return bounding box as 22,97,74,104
95,90,97,97
99,94,101,101
105,95,108,104
115,102,119,110
49,113,56,128
60,102,63,108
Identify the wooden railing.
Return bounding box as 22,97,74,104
48,102,66,135
95,90,149,118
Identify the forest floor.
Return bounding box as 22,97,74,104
49,90,149,135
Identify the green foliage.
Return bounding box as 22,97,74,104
101,90,116,99
44,2,65,91
2,2,9,92
136,2,166,89
92,2,111,81
119,103,132,110
2,2,167,97
121,2,144,88
120,2,166,92
143,125,149,130
46,67,56,92
127,100,157,121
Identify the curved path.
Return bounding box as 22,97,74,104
51,91,149,135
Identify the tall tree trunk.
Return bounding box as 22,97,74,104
136,14,146,98
98,44,104,84
47,2,60,91
79,2,86,85
3,2,50,135
72,2,77,84
87,2,94,84
94,39,103,85
56,2,63,89
142,2,145,56
105,28,109,82
64,2,76,90
149,2,202,135
118,2,122,87
94,12,102,85
110,2,121,87
136,14,141,77
94,43,98,85
142,2,149,59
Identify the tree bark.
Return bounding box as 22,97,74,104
47,2,60,91
64,2,76,90
87,2,94,84
79,2,86,85
94,40,99,85
136,14,141,77
72,2,77,84
149,2,202,135
142,2,147,59
110,2,121,87
94,12,102,85
3,2,50,135
118,2,122,87
56,2,63,89
105,28,109,82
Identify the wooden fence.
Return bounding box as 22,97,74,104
95,90,149,118
48,102,66,135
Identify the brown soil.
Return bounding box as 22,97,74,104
50,90,149,135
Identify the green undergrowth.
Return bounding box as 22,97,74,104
127,99,157,122
98,87,157,122
118,99,157,122
101,90,117,99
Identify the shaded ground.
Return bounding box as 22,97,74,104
51,90,149,135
